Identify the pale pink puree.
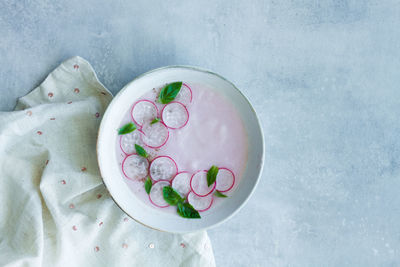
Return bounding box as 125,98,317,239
116,83,248,214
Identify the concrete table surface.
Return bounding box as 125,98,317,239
1,1,400,266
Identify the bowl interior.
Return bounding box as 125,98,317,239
97,66,264,233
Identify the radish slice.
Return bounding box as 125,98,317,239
174,83,193,105
122,154,149,180
131,100,158,127
149,156,178,181
171,172,191,197
215,168,235,192
141,121,169,148
161,102,189,129
188,192,213,212
119,129,145,155
149,181,170,208
190,170,216,197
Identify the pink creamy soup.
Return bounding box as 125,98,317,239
116,83,248,215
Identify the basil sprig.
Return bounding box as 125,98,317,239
214,190,227,198
118,122,136,135
177,202,201,219
158,82,182,104
207,165,219,187
135,144,148,158
163,186,183,206
151,118,160,124
144,178,152,194
162,186,201,219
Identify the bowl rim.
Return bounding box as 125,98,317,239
96,65,265,233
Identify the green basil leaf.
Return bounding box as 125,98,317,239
177,202,201,219
214,190,228,198
118,122,136,135
151,118,160,124
163,186,183,206
135,144,148,158
144,177,152,194
207,165,219,187
158,82,182,104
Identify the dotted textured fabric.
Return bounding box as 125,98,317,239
0,56,215,267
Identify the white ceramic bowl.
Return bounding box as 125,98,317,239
97,66,264,233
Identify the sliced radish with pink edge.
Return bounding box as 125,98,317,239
141,121,169,148
149,181,170,208
161,102,189,129
188,192,213,212
119,129,145,155
215,168,236,192
131,100,158,127
122,154,149,180
174,83,193,105
190,170,216,197
149,156,178,181
171,172,191,197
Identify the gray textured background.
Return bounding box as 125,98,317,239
1,0,400,266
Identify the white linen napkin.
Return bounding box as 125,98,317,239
0,56,215,267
